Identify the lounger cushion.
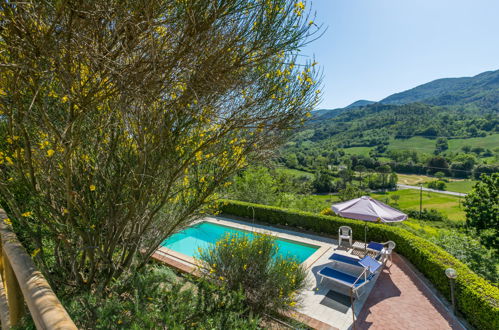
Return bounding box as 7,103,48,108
319,267,366,288
367,242,384,251
328,253,362,267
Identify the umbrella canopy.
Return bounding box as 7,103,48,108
331,196,407,223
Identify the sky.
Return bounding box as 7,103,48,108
302,0,499,109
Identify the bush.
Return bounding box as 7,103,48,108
198,233,307,314
219,199,499,330
320,208,335,216
404,208,448,222
431,230,498,284
16,265,259,329
427,180,446,190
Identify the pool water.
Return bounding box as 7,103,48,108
161,222,318,263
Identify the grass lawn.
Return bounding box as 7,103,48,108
447,134,499,151
342,146,371,156
370,189,465,221
388,136,435,154
436,180,476,193
309,189,464,221
397,173,434,185
387,134,499,157
275,167,314,179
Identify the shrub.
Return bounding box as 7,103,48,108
198,233,307,314
17,265,259,329
427,180,446,190
219,199,499,330
320,208,335,216
431,230,498,284
404,208,448,222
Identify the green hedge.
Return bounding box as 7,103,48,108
219,199,499,330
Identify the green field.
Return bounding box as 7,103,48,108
275,167,314,179
434,180,476,193
387,134,499,155
388,136,436,154
342,146,371,156
370,189,465,221
308,189,465,221
447,134,499,151
397,173,477,193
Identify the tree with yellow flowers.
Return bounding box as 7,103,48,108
0,0,319,290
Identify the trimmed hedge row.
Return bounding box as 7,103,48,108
219,199,499,330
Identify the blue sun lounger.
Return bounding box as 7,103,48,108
329,253,363,267
318,255,382,298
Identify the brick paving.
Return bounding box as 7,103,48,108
356,253,465,330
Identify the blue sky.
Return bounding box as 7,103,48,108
302,0,499,109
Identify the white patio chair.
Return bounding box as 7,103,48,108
338,226,352,247
380,240,396,264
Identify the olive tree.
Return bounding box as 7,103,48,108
0,0,320,289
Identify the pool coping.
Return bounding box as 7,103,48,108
157,216,332,270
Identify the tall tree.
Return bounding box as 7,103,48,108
0,0,320,289
463,174,499,251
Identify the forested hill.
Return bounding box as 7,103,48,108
380,70,499,110
305,69,499,147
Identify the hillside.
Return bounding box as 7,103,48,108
280,69,499,178
380,70,499,110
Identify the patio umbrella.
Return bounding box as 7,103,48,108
331,196,407,223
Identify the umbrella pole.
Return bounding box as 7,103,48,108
364,223,367,253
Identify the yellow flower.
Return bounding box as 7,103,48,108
117,319,123,324
21,211,33,217
61,95,69,103
305,112,312,117
47,149,55,157
3,218,12,225
62,208,69,215
89,185,96,191
31,248,41,257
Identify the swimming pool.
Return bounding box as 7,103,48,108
161,222,319,263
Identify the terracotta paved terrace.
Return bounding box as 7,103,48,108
356,253,465,330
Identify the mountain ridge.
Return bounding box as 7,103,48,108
316,69,499,115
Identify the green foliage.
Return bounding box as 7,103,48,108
228,166,278,205
16,266,259,329
312,170,336,193
431,230,498,284
338,184,365,201
427,180,446,190
198,233,307,314
434,137,449,155
464,174,499,251
219,199,499,330
403,208,448,222
0,0,320,289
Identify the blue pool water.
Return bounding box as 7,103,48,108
161,222,318,263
